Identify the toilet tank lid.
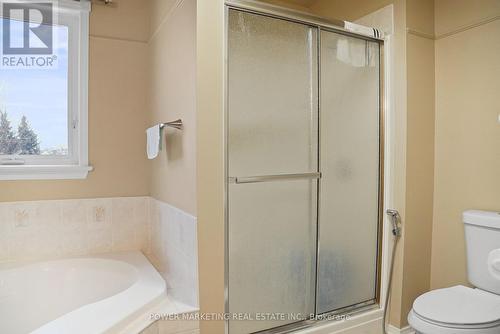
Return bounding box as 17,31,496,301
463,210,500,229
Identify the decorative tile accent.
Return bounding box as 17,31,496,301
0,197,150,263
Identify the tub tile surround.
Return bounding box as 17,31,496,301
0,196,199,310
149,198,199,308
0,197,150,262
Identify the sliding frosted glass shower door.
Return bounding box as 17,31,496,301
227,9,318,334
316,31,381,314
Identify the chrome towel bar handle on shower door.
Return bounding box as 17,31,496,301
229,172,322,184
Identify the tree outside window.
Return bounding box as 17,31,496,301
0,111,40,155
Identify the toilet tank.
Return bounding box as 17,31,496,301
463,210,500,294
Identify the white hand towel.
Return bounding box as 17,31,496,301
146,125,162,159
349,39,367,67
336,37,371,68
336,38,350,64
344,21,375,38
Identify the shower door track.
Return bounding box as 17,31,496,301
225,0,384,42
223,2,386,333
254,301,379,334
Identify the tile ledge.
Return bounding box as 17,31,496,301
118,296,199,334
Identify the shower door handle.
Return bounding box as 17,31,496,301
230,172,321,184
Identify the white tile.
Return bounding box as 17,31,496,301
60,229,88,256
9,229,60,261
61,200,87,231
151,229,162,259
0,204,11,235
149,199,161,256
0,197,155,263
0,235,9,262
112,197,136,226
136,223,150,253
87,228,112,254
150,199,199,308
180,217,197,260
112,222,136,251
134,197,149,226
168,210,181,247
142,199,152,254
32,201,62,230
8,231,34,260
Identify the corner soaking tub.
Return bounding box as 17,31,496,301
0,252,166,334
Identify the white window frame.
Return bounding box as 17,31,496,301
0,0,92,180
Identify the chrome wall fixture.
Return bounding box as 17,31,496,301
159,119,183,130
230,172,321,184
383,209,402,334
91,0,115,6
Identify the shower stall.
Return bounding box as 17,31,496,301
225,2,384,333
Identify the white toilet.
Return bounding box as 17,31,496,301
408,210,500,334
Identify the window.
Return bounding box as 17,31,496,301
0,0,91,180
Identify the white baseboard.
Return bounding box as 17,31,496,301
387,325,415,334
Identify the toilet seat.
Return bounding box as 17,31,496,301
408,310,500,334
409,285,500,333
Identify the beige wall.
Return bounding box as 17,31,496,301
431,1,500,290
406,0,434,35
310,0,395,21
89,0,150,42
401,0,435,324
259,0,314,12
0,0,150,202
196,0,226,333
148,0,197,215
149,0,179,38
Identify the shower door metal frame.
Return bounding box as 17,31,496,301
224,2,386,333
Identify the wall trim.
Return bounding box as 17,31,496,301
436,14,499,40
148,0,185,43
406,28,434,40
407,14,500,41
89,34,148,44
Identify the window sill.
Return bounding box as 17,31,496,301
0,165,94,181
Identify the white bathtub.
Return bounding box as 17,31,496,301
0,251,166,334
